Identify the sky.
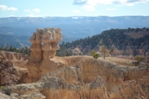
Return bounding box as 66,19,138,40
0,0,149,17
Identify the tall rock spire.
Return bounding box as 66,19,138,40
28,28,62,63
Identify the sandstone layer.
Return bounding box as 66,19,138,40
0,50,28,61
1,56,149,99
0,28,149,99
0,58,27,86
0,51,28,86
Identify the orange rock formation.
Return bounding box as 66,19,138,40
29,28,62,63
1,28,148,99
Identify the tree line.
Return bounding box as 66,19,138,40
0,46,30,55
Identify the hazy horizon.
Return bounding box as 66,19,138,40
0,15,149,18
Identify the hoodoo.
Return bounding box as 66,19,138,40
29,28,62,63
1,28,149,99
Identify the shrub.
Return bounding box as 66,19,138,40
90,50,99,59
135,56,146,63
132,55,146,66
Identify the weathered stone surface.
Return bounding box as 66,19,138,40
29,28,43,63
39,57,149,99
0,92,11,99
72,47,83,55
29,28,62,64
40,65,83,85
42,28,62,59
0,59,27,86
1,82,45,99
23,58,65,83
0,51,29,61
25,28,62,83
1,28,148,99
1,59,149,99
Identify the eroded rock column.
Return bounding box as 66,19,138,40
42,28,62,60
29,29,43,63
28,28,62,62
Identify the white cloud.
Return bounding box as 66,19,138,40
106,8,116,10
87,0,112,5
24,8,41,17
74,0,149,5
74,0,149,11
73,9,80,13
24,8,41,15
0,5,17,11
73,0,87,5
32,8,40,13
81,0,113,12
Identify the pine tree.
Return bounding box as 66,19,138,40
100,45,108,59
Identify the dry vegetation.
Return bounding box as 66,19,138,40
54,56,135,67
105,57,134,66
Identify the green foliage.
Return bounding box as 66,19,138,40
56,49,73,56
58,28,149,55
90,50,99,59
0,46,30,55
0,86,5,90
133,55,147,66
100,45,108,59
135,56,146,63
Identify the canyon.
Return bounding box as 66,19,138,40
0,28,149,99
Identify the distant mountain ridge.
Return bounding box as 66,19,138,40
0,16,149,47
58,28,149,56
0,16,149,37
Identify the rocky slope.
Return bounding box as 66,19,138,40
0,28,149,99
58,28,149,56
0,50,29,61
0,56,149,99
0,51,28,86
0,59,27,86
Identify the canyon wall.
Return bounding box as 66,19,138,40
0,51,28,86
1,56,149,99
1,28,148,99
0,51,28,61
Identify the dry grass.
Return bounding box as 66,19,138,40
105,57,134,66
55,55,134,67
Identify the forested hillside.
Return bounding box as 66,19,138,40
57,28,149,56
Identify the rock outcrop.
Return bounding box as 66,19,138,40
25,28,62,83
42,28,61,59
0,92,11,99
1,58,149,99
1,28,148,99
0,51,28,86
0,59,27,86
29,28,43,63
29,28,62,63
1,82,45,99
0,51,28,61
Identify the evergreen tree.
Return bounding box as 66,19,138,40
100,45,108,59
